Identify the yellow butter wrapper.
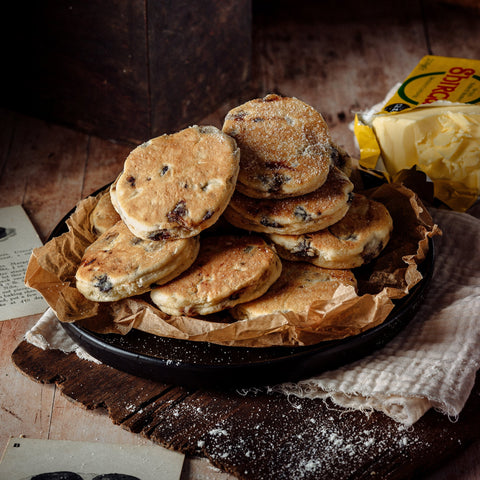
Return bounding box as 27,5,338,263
379,55,480,111
356,55,480,211
353,114,382,169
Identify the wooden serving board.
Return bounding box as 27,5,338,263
12,340,480,480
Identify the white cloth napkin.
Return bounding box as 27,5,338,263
276,207,480,425
26,308,100,364
25,208,480,426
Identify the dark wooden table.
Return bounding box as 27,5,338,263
1,1,480,478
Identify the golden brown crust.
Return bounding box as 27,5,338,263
222,94,334,198
150,235,282,316
90,190,121,237
223,167,354,234
112,125,240,240
269,195,393,269
76,221,200,302
231,261,357,320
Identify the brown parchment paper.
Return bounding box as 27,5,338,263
25,183,440,347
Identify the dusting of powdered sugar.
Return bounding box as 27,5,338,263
181,393,433,480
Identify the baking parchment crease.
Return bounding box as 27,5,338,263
25,183,440,348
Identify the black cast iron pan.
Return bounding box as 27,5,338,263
52,191,435,390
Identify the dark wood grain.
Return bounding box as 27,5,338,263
1,1,150,143
148,0,252,137
0,115,88,241
11,341,480,480
2,2,480,478
425,0,480,58
250,0,429,156
1,1,252,144
81,136,133,198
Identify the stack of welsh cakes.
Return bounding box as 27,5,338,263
222,94,393,270
220,94,393,320
76,124,283,317
75,94,393,324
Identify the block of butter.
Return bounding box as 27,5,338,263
354,55,480,211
